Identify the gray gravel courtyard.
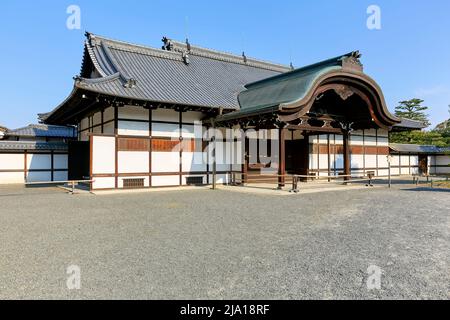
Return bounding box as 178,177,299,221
0,184,449,299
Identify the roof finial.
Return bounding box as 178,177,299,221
242,52,247,63
290,62,294,70
186,38,191,52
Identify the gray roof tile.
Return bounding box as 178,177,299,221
6,124,76,138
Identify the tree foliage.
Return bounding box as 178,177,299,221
394,99,431,127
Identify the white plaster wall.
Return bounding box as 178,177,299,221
54,171,68,181
92,177,115,189
0,154,24,170
182,111,204,123
208,174,229,184
208,141,232,171
182,152,207,172
0,172,23,184
350,135,364,146
152,108,179,122
435,155,450,166
378,155,389,168
54,154,68,170
365,155,377,168
119,105,149,120
319,155,329,169
377,137,389,147
26,171,52,182
152,175,180,187
410,155,419,166
92,136,115,174
118,120,149,136
152,123,180,138
118,152,149,173
103,107,115,122
152,152,180,173
27,154,51,170
351,155,364,170
364,135,377,146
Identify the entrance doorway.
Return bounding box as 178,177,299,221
418,155,428,175
285,138,309,176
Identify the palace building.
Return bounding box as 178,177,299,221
7,32,444,190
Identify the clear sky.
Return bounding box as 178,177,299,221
0,0,449,129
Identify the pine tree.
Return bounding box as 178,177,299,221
395,99,431,127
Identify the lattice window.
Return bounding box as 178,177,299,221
123,178,145,189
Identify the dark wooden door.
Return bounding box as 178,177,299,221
68,141,90,180
286,139,309,175
418,155,428,175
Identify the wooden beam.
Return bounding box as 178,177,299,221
343,130,351,181
278,128,286,188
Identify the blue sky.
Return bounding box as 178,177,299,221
0,0,449,129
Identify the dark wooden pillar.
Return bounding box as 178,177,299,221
278,128,286,188
242,129,248,185
343,130,351,181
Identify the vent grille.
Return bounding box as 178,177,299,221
123,178,145,189
186,176,204,186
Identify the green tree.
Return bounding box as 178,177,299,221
395,99,431,127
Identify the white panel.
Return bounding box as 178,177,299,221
118,152,149,174
378,169,389,176
152,108,179,122
152,175,180,187
400,155,410,165
103,122,115,135
0,154,24,170
26,171,51,182
118,176,150,188
377,137,389,147
401,167,410,175
27,154,51,170
378,155,389,168
103,107,115,122
436,167,450,174
93,112,102,126
0,172,24,184
182,152,207,172
309,154,318,170
152,152,180,173
118,120,149,136
334,135,343,145
92,136,115,174
54,154,68,170
319,155,329,169
391,155,400,166
435,155,450,166
391,167,400,175
350,135,364,146
351,155,364,170
182,111,204,123
365,155,377,168
365,129,377,137
208,174,229,184
377,129,389,137
411,167,419,175
152,123,180,138
208,141,231,171
333,154,344,169
181,124,205,139
54,171,68,181
410,155,419,166
318,135,328,144
119,105,149,120
182,175,207,185
92,177,115,190
364,136,377,146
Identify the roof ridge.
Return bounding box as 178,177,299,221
86,33,290,73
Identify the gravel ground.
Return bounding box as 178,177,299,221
0,184,449,300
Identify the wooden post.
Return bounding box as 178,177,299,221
242,129,248,186
343,129,351,181
278,128,286,189
211,121,217,190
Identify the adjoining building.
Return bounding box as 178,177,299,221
2,32,445,189
0,124,76,184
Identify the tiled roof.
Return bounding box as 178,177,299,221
72,33,289,108
392,118,427,131
0,141,68,151
5,124,76,138
389,143,450,154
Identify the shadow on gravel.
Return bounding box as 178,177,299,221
401,187,450,193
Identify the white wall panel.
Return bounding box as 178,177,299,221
182,152,207,172
377,137,389,147
152,152,180,173
54,154,68,170
365,155,377,168
54,171,68,181
27,154,51,170
351,155,364,170
350,135,364,146
92,177,115,190
0,172,24,184
152,109,179,122
103,107,115,122
152,123,180,138
119,105,149,120
182,111,204,123
364,136,377,146
333,154,344,169
118,120,149,136
208,174,229,184
152,175,179,187
435,155,450,166
92,136,115,174
118,152,149,173
0,154,24,170
319,155,329,169
26,171,52,182
378,155,389,168
410,155,419,166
